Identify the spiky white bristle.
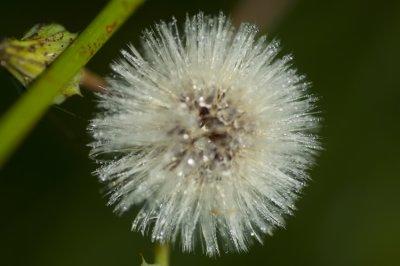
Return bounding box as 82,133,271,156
88,12,320,256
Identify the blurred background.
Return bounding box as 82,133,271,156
0,0,399,265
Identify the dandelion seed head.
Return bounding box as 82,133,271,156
89,12,321,256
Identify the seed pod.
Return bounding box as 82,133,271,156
0,24,82,103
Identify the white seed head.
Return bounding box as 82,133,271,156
88,12,321,256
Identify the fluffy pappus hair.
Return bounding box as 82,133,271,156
88,12,321,256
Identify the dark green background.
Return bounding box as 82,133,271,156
1,0,399,265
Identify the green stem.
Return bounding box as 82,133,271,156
0,0,144,167
154,244,170,266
